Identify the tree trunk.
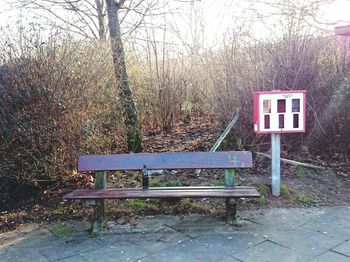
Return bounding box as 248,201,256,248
105,0,143,152
95,0,106,40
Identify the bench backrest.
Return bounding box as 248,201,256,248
78,151,252,172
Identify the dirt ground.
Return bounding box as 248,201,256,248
1,115,349,232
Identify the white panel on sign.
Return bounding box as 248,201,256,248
254,90,306,134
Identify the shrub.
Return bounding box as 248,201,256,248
280,184,292,199
255,196,265,206
257,184,270,195
298,195,317,206
0,29,125,209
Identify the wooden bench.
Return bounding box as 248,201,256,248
64,151,260,232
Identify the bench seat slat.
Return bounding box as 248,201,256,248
146,186,256,190
63,186,260,200
78,151,252,172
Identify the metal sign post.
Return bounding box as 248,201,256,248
271,133,280,196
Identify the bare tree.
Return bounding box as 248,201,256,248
12,0,161,40
106,0,142,152
12,0,106,39
10,0,161,152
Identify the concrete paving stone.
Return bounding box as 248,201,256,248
322,206,350,219
304,206,350,221
302,208,350,228
309,251,350,262
101,223,175,235
218,257,243,262
134,215,182,231
2,207,350,262
136,240,227,262
138,232,265,262
268,227,344,260
170,214,231,238
302,215,350,241
46,221,91,238
194,232,266,253
103,222,143,234
103,217,180,235
232,240,297,262
0,225,57,256
39,236,101,261
80,243,149,262
56,254,88,262
128,232,191,253
244,208,326,231
333,240,350,257
0,224,55,245
92,233,133,245
0,247,49,262
0,224,38,245
103,215,181,235
94,227,190,253
227,221,277,241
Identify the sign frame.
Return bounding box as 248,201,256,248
253,90,307,134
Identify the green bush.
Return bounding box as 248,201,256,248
128,199,149,209
295,167,317,177
298,195,317,206
0,31,125,210
280,184,292,199
166,180,182,187
257,184,270,195
255,196,265,206
213,180,225,186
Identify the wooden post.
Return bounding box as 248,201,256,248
142,165,149,189
224,169,236,224
92,171,107,233
271,134,281,196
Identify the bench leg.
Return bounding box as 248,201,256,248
226,198,237,225
91,171,107,233
224,169,236,224
92,199,107,233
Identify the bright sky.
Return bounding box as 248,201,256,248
199,0,350,43
0,0,349,46
321,0,350,25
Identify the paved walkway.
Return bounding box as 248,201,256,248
1,206,350,262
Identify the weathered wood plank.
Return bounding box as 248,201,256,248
148,186,254,190
78,151,252,172
63,186,260,200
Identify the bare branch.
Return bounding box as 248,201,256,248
117,0,127,9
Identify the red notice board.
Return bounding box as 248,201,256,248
254,90,306,134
